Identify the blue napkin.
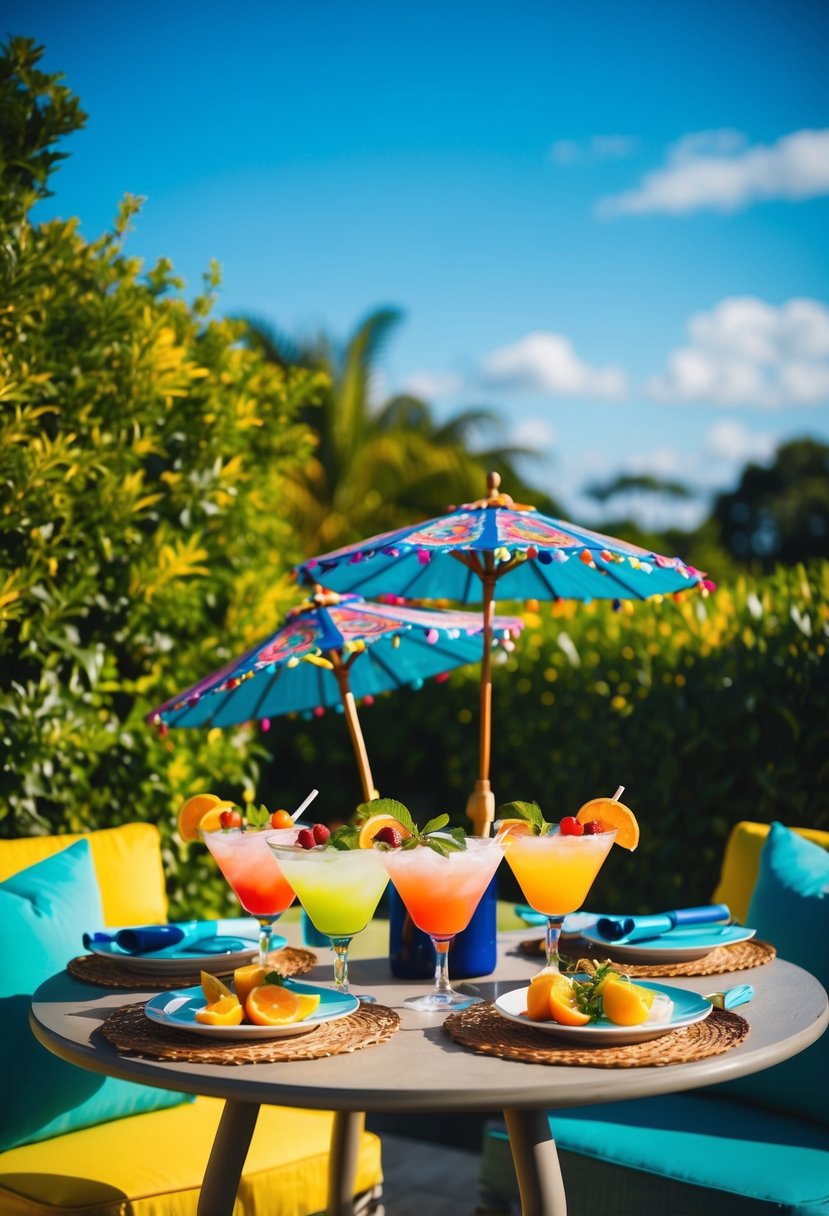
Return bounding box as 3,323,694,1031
593,904,731,944
83,918,261,955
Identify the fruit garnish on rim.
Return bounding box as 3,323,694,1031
356,797,467,857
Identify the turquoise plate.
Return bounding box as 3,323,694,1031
145,979,359,1039
581,923,756,963
495,979,712,1045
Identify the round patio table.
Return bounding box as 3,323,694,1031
30,932,828,1216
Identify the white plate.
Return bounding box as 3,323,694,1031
580,924,756,963
86,922,286,975
144,980,359,1039
494,980,712,1045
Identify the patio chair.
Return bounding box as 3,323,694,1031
477,820,829,1216
0,823,384,1216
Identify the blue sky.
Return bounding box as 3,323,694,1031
16,0,829,529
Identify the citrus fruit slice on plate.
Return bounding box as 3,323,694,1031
246,984,321,1026
232,964,269,1008
177,793,236,843
527,973,591,1025
358,814,412,849
601,977,655,1025
194,995,244,1026
200,970,234,1004
576,798,639,850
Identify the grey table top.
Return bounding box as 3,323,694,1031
30,931,828,1115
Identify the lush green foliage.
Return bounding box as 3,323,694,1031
264,563,828,916
0,40,323,914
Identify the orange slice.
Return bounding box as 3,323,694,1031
494,818,535,841
526,973,591,1025
195,995,244,1026
177,793,236,842
576,798,639,851
245,984,321,1026
358,814,412,849
200,970,234,1004
601,977,655,1026
233,964,269,1008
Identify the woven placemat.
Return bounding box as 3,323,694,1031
444,1002,748,1068
516,937,776,977
67,946,318,990
99,1000,400,1065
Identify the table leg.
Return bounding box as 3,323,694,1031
327,1110,364,1216
503,1107,567,1216
197,1099,260,1216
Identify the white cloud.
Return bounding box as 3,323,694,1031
598,127,829,217
401,370,462,399
647,297,829,408
510,417,556,450
551,135,638,165
481,332,628,399
704,420,776,464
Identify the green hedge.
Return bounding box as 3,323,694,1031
257,563,828,917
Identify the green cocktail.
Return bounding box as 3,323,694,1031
269,843,389,997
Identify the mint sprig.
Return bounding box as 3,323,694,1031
246,803,271,829
496,800,547,834
328,824,360,850
366,798,466,854
264,971,288,986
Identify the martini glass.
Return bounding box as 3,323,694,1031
269,844,389,1000
498,826,616,973
381,837,504,1012
200,826,298,967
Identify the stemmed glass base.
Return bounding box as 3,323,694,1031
535,914,566,976
330,935,376,1004
255,915,281,968
404,937,483,1012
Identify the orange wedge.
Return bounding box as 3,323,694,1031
177,793,236,843
601,977,655,1026
526,973,591,1025
245,984,321,1026
358,814,412,849
200,970,235,1004
494,818,535,841
233,964,269,1008
576,798,639,851
195,995,244,1026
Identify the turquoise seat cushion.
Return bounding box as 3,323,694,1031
480,1094,829,1215
0,839,190,1152
711,821,829,1127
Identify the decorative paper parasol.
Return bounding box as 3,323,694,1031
297,472,712,833
147,588,523,803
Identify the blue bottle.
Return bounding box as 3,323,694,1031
388,874,498,979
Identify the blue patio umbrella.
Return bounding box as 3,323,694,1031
148,588,523,802
296,472,712,832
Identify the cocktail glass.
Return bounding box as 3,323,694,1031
499,827,616,973
200,826,297,967
381,837,504,1012
269,844,389,1000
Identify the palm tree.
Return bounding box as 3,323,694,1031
238,307,557,553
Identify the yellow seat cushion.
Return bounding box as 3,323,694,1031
0,1096,383,1216
713,820,829,924
0,824,168,927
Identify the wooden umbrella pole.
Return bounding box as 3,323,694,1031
330,653,377,805
466,565,497,837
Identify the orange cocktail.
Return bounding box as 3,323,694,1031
381,837,503,1011
503,831,616,916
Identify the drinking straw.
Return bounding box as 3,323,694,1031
292,789,319,821
612,785,625,800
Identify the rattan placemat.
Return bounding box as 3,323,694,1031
67,946,318,990
99,1000,400,1065
516,937,776,977
443,1003,748,1068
